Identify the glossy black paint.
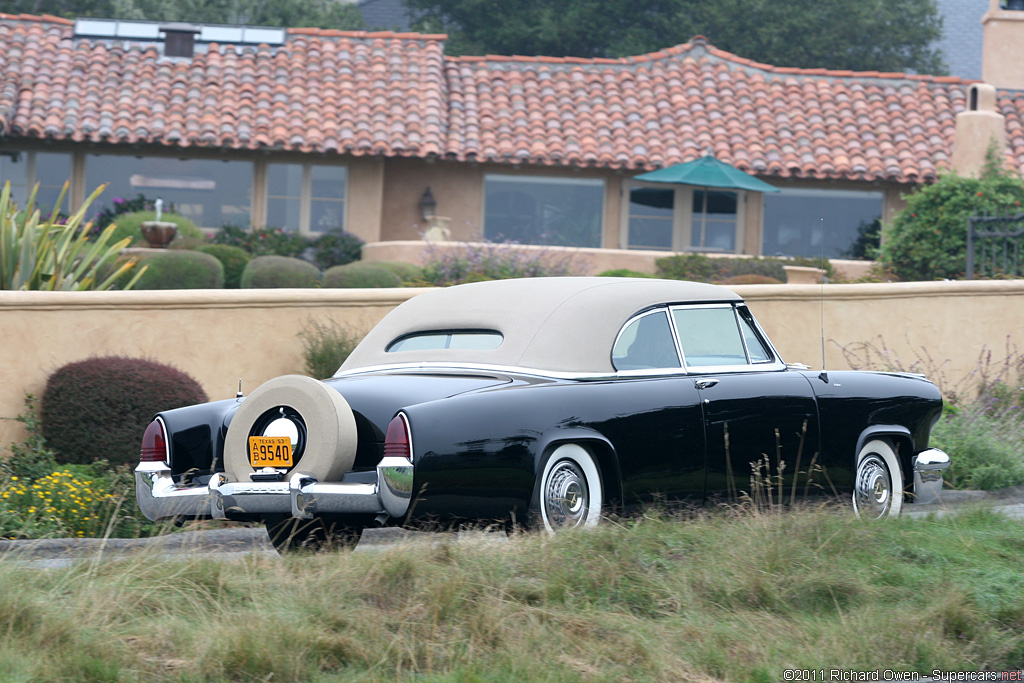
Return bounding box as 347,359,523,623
153,364,942,525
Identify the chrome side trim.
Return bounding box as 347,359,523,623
911,447,950,504
332,359,789,382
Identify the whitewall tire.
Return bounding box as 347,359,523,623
536,443,603,533
852,438,903,519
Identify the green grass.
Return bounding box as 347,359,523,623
0,506,1021,681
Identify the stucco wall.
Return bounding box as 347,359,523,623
1,280,1020,449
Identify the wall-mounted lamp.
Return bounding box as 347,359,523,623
419,187,437,222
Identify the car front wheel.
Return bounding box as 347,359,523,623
852,439,903,519
535,444,603,533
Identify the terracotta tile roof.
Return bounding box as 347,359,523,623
0,15,449,157
446,37,975,183
0,17,990,183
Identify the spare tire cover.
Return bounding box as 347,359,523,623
224,375,357,482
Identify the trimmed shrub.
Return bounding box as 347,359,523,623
655,253,719,281
39,356,208,467
133,250,224,290
313,230,364,269
110,211,204,248
322,262,402,288
197,244,251,288
722,274,784,285
241,255,321,288
369,260,424,283
656,254,815,283
597,268,655,278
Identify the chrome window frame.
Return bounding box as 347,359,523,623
610,308,682,374
611,302,787,377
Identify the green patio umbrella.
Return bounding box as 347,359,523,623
633,154,779,250
633,154,780,193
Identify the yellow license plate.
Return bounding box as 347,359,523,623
248,436,293,468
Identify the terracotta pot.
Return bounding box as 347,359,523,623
141,221,178,248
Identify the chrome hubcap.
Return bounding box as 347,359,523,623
854,454,891,519
544,461,588,529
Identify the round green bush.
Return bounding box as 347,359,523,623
368,260,424,283
722,274,783,285
197,244,250,288
133,250,224,290
597,268,655,278
241,255,321,288
110,211,204,247
322,262,402,288
40,356,209,467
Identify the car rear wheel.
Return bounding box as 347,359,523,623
224,375,357,483
264,517,365,553
535,444,603,533
852,439,903,519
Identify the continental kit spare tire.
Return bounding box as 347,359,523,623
224,375,357,482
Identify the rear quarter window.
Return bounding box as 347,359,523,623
387,331,503,353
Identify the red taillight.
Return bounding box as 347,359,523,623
383,413,412,462
140,418,169,463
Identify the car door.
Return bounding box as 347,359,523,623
608,308,707,504
670,304,821,505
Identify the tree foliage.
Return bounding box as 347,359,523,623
880,148,1024,281
408,0,946,74
6,0,361,30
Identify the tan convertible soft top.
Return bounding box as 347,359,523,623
339,277,742,374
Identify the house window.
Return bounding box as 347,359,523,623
624,180,744,253
266,163,346,235
762,188,883,259
86,155,253,229
484,175,604,247
0,151,72,216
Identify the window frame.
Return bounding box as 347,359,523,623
263,161,347,236
620,178,747,254
481,173,606,248
611,303,786,376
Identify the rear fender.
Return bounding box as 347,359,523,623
531,429,622,511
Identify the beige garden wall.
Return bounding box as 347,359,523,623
2,279,1021,448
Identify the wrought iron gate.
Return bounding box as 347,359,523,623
966,213,1024,279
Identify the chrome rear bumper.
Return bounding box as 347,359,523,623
911,448,950,504
135,456,414,523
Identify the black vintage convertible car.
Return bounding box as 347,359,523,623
136,277,949,549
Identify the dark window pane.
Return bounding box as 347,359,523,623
86,155,252,229
484,175,604,247
266,163,303,231
628,187,674,250
310,199,344,233
34,152,73,216
612,311,681,370
762,188,882,259
0,153,29,207
310,165,345,200
692,190,737,252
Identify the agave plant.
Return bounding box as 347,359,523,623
0,181,145,291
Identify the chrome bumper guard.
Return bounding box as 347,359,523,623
135,456,414,522
911,448,950,505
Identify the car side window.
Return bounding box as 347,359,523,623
737,309,773,363
387,331,503,352
671,306,748,367
612,310,681,371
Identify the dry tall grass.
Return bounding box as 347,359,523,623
0,506,1021,682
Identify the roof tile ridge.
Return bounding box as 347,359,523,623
0,12,72,24
286,26,447,40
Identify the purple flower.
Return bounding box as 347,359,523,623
113,197,124,204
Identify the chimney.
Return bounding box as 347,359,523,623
160,23,200,58
982,0,1024,89
951,83,1007,177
